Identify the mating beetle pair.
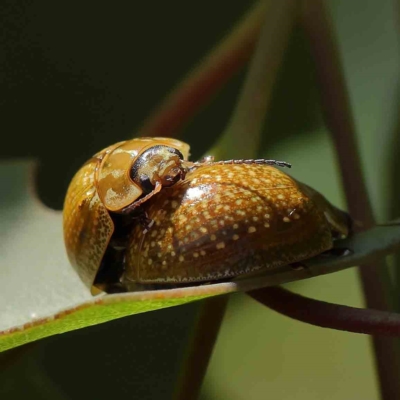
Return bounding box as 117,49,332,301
63,137,350,294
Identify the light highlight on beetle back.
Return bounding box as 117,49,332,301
124,163,336,284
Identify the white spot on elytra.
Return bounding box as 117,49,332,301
216,242,225,249
248,226,256,233
179,215,187,223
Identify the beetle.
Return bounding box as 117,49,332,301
123,163,349,286
63,137,190,291
63,137,350,293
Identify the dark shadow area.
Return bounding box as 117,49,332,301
0,302,200,400
260,23,322,154
0,0,252,209
1,2,331,399
389,88,400,311
1,2,251,399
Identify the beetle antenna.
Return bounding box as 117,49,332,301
188,158,291,171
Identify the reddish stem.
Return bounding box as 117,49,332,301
137,1,268,137
174,296,228,400
301,0,394,308
250,286,400,336
299,2,400,398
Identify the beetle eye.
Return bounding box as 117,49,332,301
130,145,184,192
139,175,155,194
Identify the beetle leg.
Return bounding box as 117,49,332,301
318,247,353,258
138,210,155,234
197,155,215,163
179,165,188,181
180,155,216,175
164,165,187,183
289,262,307,271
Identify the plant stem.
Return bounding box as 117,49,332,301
137,0,269,138
250,286,400,336
211,0,298,159
391,133,400,311
173,3,297,397
301,1,400,398
173,296,229,400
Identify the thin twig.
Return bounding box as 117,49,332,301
391,119,400,310
172,2,297,398
136,0,269,137
250,286,400,336
173,296,229,400
301,1,400,399
211,0,298,160
392,0,400,311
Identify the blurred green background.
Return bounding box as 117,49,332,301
1,0,398,399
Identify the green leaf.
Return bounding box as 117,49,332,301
0,292,217,353
1,160,400,352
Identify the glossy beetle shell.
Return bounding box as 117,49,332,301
63,137,190,291
95,137,190,212
123,163,349,284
